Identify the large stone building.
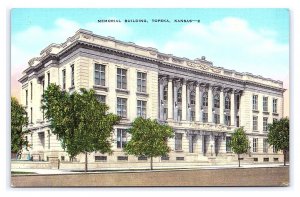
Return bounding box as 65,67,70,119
19,29,285,167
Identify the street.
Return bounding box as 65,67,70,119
11,166,289,187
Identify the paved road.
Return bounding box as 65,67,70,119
11,166,289,187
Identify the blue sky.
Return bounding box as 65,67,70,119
11,8,289,97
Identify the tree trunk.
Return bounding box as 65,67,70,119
85,152,88,172
283,149,286,166
150,156,153,170
238,154,240,167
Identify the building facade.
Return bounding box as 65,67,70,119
19,29,285,166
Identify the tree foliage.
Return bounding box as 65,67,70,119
230,127,249,167
11,97,29,154
124,117,174,170
267,117,289,165
42,84,120,171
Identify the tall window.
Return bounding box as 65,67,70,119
62,69,66,90
190,111,195,121
253,138,258,152
117,68,127,89
71,64,75,86
25,90,28,106
236,94,240,110
42,80,45,95
202,112,208,123
263,138,268,153
96,95,106,104
137,72,147,93
226,137,232,152
95,64,105,86
263,97,268,112
214,93,220,108
214,114,220,124
190,91,195,105
225,95,230,110
47,130,50,149
189,135,196,153
163,86,168,101
177,87,182,103
30,82,33,100
224,115,231,126
236,116,240,127
117,129,127,148
253,116,258,131
263,117,268,132
117,97,127,118
253,95,258,110
30,107,33,124
273,98,278,113
47,72,50,86
175,133,182,151
202,92,208,107
177,109,182,121
137,100,147,118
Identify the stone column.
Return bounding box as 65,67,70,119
167,77,173,120
173,81,178,121
195,83,200,122
182,79,187,121
159,78,164,120
220,88,224,124
187,84,191,121
208,85,213,123
199,86,203,122
230,90,236,126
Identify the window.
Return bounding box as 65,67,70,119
138,156,148,160
71,64,75,86
47,130,50,149
61,156,65,161
214,114,220,124
95,156,107,161
273,145,278,153
253,138,258,152
117,129,127,148
42,80,45,95
190,111,195,121
117,68,127,89
117,98,127,118
177,88,182,103
38,132,45,148
263,138,268,153
177,109,182,121
117,156,128,161
190,91,195,105
273,99,278,113
189,135,196,153
236,116,240,127
137,72,147,92
253,95,258,110
226,137,232,152
253,116,258,131
25,90,28,106
214,94,220,108
176,157,184,161
163,86,168,101
236,95,240,110
224,115,231,126
47,72,50,86
62,69,66,89
96,95,106,104
225,95,230,110
263,97,268,112
202,112,208,123
175,133,183,151
137,100,147,118
163,108,168,120
30,107,33,124
161,156,169,160
263,117,268,132
263,158,269,162
202,92,208,107
30,82,33,100
95,64,105,86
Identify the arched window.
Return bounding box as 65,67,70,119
163,85,168,101
214,93,220,108
225,95,230,110
202,92,208,107
190,91,195,105
177,87,182,103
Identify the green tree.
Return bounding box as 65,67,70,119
230,127,249,167
124,117,174,170
267,117,289,166
11,97,29,157
42,84,120,172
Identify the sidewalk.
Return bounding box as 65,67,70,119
11,163,289,175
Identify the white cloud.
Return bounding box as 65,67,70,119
160,17,289,83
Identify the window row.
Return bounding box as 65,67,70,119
253,116,277,132
253,95,278,113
